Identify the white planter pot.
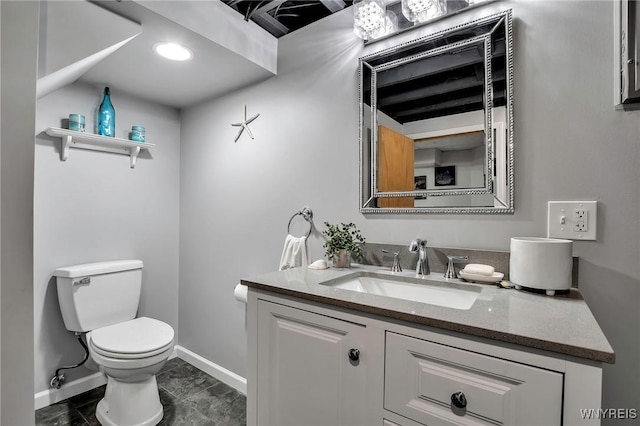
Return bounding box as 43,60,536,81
332,250,351,268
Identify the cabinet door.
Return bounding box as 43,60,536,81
385,332,563,425
257,300,368,426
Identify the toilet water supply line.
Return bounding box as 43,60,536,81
50,332,89,389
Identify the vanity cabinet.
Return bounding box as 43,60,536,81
254,300,371,426
247,289,604,426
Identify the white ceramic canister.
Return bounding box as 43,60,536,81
509,237,573,296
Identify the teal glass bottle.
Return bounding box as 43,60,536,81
97,86,115,137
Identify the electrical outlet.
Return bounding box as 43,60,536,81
574,209,588,232
548,201,597,240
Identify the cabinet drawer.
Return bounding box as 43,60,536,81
385,332,563,425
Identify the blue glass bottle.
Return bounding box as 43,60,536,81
97,86,115,137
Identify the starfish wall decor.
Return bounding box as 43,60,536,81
231,104,260,143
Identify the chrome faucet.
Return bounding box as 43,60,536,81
409,239,429,276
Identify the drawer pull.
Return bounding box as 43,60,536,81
348,348,360,362
451,392,467,409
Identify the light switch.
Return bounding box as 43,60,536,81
547,201,597,240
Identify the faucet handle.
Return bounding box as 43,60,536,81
445,255,468,279
382,249,402,273
447,255,469,261
409,238,426,252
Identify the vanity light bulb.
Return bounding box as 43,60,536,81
401,0,446,23
370,10,398,40
353,0,387,40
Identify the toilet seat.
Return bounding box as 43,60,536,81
88,318,172,426
89,317,174,359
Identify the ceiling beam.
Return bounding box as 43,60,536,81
375,43,506,89
394,93,484,118
251,0,287,17
320,0,346,13
378,68,506,108
388,92,507,123
252,12,290,37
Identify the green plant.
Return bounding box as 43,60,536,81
322,222,366,259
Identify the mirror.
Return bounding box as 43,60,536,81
359,10,513,213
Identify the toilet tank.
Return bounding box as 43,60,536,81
54,260,143,332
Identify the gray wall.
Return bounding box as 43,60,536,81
34,82,181,394
1,1,38,423
179,0,639,420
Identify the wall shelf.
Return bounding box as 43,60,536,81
45,127,155,168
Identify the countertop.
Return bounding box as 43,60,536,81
241,264,614,363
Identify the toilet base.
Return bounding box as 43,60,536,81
96,375,164,426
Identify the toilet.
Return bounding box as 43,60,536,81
54,260,174,426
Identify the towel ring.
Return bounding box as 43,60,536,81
287,206,313,238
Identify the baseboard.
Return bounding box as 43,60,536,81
34,372,107,410
175,345,247,395
33,346,246,409
34,347,179,410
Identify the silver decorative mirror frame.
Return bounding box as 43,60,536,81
359,10,514,214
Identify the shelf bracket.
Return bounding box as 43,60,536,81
60,135,72,161
129,146,141,168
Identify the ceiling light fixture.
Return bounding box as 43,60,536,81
375,10,398,40
153,42,193,61
401,0,446,24
353,0,396,41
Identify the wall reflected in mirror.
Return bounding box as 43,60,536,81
359,9,513,213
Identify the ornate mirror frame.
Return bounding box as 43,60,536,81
359,10,514,214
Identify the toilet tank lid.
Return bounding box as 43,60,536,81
54,260,143,278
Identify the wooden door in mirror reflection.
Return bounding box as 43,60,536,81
377,125,414,208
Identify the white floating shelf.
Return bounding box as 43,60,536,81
45,127,155,168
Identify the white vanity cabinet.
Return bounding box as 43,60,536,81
253,300,373,426
247,289,604,426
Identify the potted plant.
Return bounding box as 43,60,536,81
322,222,366,268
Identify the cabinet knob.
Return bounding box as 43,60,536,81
348,348,360,362
451,392,467,409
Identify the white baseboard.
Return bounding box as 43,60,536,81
34,372,107,410
34,346,246,410
175,345,247,395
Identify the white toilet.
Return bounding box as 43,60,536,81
54,260,174,426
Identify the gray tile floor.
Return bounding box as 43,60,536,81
35,358,246,426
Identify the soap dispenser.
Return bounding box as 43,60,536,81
97,86,115,137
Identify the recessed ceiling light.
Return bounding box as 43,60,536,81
153,42,193,61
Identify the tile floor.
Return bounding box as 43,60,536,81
35,358,247,426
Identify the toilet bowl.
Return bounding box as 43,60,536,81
88,317,174,426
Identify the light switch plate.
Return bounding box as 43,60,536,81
547,201,597,240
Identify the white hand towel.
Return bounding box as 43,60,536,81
279,234,309,270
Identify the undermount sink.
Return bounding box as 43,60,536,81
322,272,481,310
